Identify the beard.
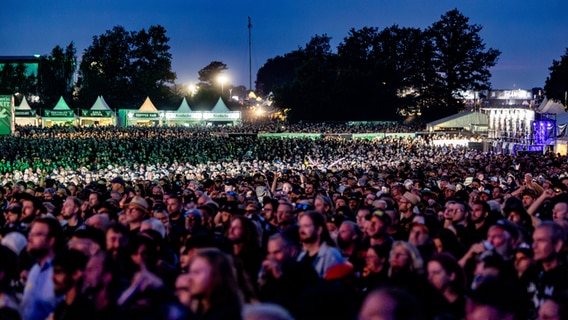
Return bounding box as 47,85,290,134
336,236,352,250
28,247,49,259
300,232,318,244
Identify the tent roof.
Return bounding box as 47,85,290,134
138,97,158,112
210,97,231,113
540,100,565,114
427,111,488,129
176,97,192,113
53,96,71,110
90,96,113,111
17,97,32,110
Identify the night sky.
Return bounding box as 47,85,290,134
2,0,567,92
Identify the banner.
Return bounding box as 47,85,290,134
81,110,112,117
45,110,74,117
0,96,11,135
15,110,36,117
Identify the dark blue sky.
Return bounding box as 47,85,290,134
2,0,567,92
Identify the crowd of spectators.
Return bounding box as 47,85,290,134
0,123,567,319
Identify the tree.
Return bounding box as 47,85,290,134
256,51,303,96
197,61,228,87
545,48,568,104
281,34,339,121
78,25,176,109
78,26,133,108
130,25,177,106
0,62,34,95
427,9,501,118
37,43,77,108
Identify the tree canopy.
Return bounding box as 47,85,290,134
258,9,501,122
78,25,176,110
545,48,568,104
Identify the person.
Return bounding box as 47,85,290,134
258,233,319,312
296,210,344,278
227,215,262,286
465,275,526,320
359,244,389,294
187,248,243,320
52,249,96,320
276,202,299,245
336,220,365,273
359,286,425,320
60,196,85,241
427,253,467,319
82,252,127,319
20,216,65,320
124,196,150,237
526,221,568,310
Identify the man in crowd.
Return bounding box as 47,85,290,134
296,211,344,278
21,217,65,320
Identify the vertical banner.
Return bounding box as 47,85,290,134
0,95,12,135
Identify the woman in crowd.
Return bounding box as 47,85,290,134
427,253,467,319
187,248,243,320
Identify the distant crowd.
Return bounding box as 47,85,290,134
0,123,566,319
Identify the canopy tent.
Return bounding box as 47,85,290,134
14,97,39,126
42,96,76,127
539,99,565,114
124,97,162,126
202,97,241,124
426,111,488,132
79,96,116,126
164,97,203,125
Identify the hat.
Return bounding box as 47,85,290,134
494,219,519,240
445,184,457,192
221,201,240,215
420,189,438,200
110,176,124,185
1,232,27,255
366,209,391,226
127,196,149,213
402,192,420,206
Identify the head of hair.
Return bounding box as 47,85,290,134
389,240,424,275
191,248,242,307
32,216,65,251
52,248,89,274
537,221,566,245
301,210,335,247
428,253,466,295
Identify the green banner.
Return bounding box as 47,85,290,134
0,96,11,135
15,110,36,117
82,110,112,117
45,110,74,117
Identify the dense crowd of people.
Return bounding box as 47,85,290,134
0,123,567,319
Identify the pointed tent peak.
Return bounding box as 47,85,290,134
177,97,192,112
210,97,231,113
538,97,549,111
138,96,158,112
17,96,32,110
53,96,71,110
90,95,113,111
248,91,257,99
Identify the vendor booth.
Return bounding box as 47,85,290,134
14,97,39,126
164,97,203,126
79,96,116,126
202,97,241,125
124,97,163,126
42,96,77,127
